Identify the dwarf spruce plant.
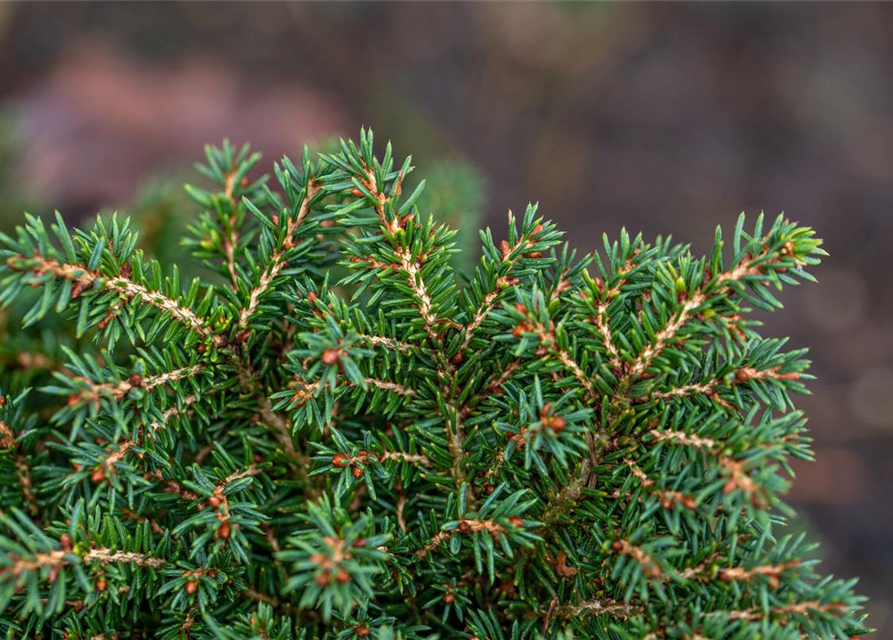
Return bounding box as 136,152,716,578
0,130,869,639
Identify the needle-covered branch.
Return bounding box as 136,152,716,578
0,129,869,639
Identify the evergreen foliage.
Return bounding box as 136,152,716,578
0,130,869,639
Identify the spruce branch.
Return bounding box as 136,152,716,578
0,130,869,640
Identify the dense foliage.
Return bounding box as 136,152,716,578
0,130,868,639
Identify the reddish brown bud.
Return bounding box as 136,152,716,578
128,374,142,388
355,625,371,638
217,522,231,539
208,496,222,509
611,540,624,552
336,569,351,584
509,517,524,527
91,467,106,483
235,330,251,344
352,466,364,479
316,572,330,586
531,224,545,236
332,453,351,468
59,534,72,551
185,580,198,594
353,538,367,548
95,577,107,592
0,397,5,408
322,349,341,366
443,592,455,603
500,240,511,258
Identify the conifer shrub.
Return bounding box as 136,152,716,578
0,130,869,639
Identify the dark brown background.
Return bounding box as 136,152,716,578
0,2,890,632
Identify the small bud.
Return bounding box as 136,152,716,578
352,466,364,479
675,277,686,294
60,533,72,551
208,496,222,508
128,374,142,388
332,453,351,468
353,538,367,548
509,516,524,527
95,577,107,592
322,349,341,366
185,580,198,594
217,522,231,539
316,572,330,586
611,540,623,552
91,467,106,483
355,625,371,638
336,569,351,584
443,592,455,603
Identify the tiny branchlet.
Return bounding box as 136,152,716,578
0,131,869,639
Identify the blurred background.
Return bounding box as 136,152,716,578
0,2,890,632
